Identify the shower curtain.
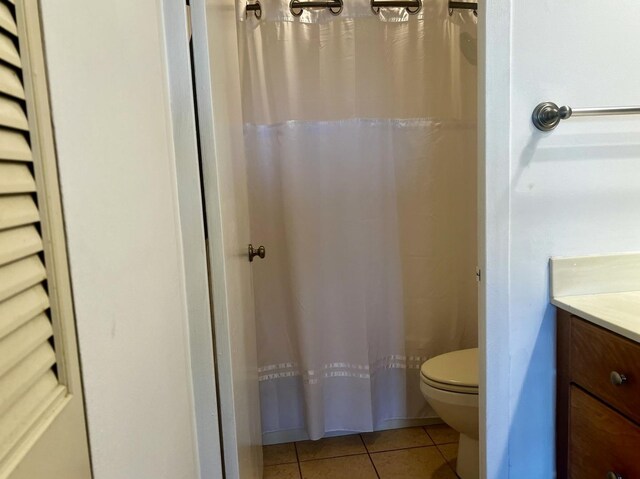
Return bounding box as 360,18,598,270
239,0,478,441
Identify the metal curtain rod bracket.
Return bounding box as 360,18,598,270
246,1,262,18
371,0,421,15
289,0,343,16
532,102,640,131
448,1,477,16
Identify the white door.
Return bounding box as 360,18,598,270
482,1,640,477
190,1,263,478
0,2,91,478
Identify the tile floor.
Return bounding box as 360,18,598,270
263,424,460,479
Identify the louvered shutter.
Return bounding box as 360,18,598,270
0,2,67,464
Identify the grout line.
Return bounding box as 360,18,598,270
293,442,303,478
296,434,371,462
360,432,381,477
361,434,381,479
368,444,441,454
283,429,458,478
423,425,458,446
297,451,370,462
262,443,299,467
434,443,459,477
422,425,435,443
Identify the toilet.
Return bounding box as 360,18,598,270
420,348,479,479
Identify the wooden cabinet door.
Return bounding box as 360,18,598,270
570,386,640,479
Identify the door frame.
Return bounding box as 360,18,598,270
478,0,512,478
160,2,224,478
188,1,263,478
170,0,511,477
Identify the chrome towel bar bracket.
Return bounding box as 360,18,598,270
532,101,640,131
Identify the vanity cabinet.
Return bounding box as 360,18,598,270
557,309,640,479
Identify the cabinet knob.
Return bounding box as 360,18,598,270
607,472,622,479
610,371,627,386
248,244,266,262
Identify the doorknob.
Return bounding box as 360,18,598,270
610,371,627,386
248,244,266,262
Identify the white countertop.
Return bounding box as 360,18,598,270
552,291,640,343
550,252,640,344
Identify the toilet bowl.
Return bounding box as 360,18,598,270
420,348,479,479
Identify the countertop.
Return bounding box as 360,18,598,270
550,252,640,344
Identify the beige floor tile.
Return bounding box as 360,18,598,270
437,443,458,469
264,463,301,479
371,446,457,479
361,427,434,453
300,454,377,479
263,443,298,466
424,424,459,445
296,434,366,462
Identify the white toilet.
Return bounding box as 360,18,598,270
420,348,479,479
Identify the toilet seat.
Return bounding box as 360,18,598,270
421,376,478,394
420,348,478,394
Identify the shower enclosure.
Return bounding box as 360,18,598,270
191,0,477,475
240,0,478,442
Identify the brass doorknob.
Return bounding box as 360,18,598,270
248,244,266,262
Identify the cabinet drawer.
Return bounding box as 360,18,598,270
570,386,640,479
571,316,640,423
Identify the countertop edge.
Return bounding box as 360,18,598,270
552,296,640,344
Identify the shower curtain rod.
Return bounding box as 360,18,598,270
245,0,477,17
289,0,344,15
448,1,477,12
371,0,421,15
246,0,262,17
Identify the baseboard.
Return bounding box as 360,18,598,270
262,416,444,445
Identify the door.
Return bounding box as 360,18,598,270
0,1,91,478
190,1,263,478
481,1,640,477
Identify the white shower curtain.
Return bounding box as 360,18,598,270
239,0,478,441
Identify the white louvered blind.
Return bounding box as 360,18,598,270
0,1,67,464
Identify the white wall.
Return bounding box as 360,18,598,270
484,0,640,477
40,2,200,478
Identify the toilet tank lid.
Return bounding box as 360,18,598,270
420,348,478,388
